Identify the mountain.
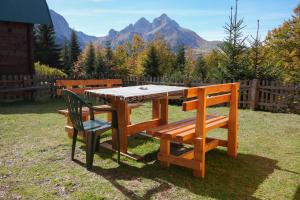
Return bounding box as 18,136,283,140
49,10,221,52
49,10,97,48
96,14,221,53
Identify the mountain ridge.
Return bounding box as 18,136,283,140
50,10,221,53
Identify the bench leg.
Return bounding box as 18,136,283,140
159,139,170,167
227,125,238,158
193,139,205,178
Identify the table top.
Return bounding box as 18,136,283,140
86,85,187,101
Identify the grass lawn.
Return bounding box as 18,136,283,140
0,99,299,200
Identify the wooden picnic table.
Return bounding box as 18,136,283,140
86,85,186,158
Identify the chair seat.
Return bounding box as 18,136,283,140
147,115,229,142
83,119,112,132
58,105,111,117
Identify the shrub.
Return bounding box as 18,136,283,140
34,62,67,78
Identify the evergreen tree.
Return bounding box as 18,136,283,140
104,40,114,75
84,43,96,76
70,30,81,66
34,25,61,67
144,45,160,76
176,44,186,72
219,0,249,79
60,39,72,74
195,54,208,82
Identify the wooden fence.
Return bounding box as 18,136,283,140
0,74,299,113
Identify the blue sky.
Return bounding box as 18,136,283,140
47,0,299,41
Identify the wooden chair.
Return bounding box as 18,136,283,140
62,89,120,170
147,83,239,178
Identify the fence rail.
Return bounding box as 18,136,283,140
1,74,299,113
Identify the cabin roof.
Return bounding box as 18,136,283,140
0,0,52,25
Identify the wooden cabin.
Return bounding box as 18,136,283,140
0,0,52,76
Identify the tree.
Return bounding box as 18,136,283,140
143,45,160,76
176,44,186,72
264,3,300,82
114,45,130,76
95,45,106,77
70,30,81,66
34,25,61,67
195,54,208,82
60,39,72,74
183,48,196,81
84,43,96,76
204,49,227,81
152,36,176,75
219,0,249,79
104,40,114,75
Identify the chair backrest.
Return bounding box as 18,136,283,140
56,79,123,96
62,90,85,131
183,83,240,138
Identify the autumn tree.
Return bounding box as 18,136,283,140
264,3,300,82
94,44,106,77
195,54,208,82
183,48,196,81
204,49,227,81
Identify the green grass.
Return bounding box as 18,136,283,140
0,99,299,200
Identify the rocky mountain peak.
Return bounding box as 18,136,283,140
152,13,179,28
133,17,152,33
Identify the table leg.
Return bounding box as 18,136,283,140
160,96,168,125
152,99,160,119
112,98,129,153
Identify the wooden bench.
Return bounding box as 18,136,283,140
147,83,239,178
56,79,123,96
57,79,140,138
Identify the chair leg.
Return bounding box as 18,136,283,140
95,135,100,152
86,132,96,170
71,129,78,161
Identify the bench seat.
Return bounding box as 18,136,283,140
147,115,228,142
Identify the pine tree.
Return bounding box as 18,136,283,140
176,44,186,72
195,54,208,82
144,45,160,76
60,39,72,74
70,30,81,66
219,0,249,79
104,40,114,75
84,43,96,76
34,25,61,67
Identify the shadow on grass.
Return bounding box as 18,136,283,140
0,98,66,114
74,147,277,200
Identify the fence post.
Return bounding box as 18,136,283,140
249,79,259,110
